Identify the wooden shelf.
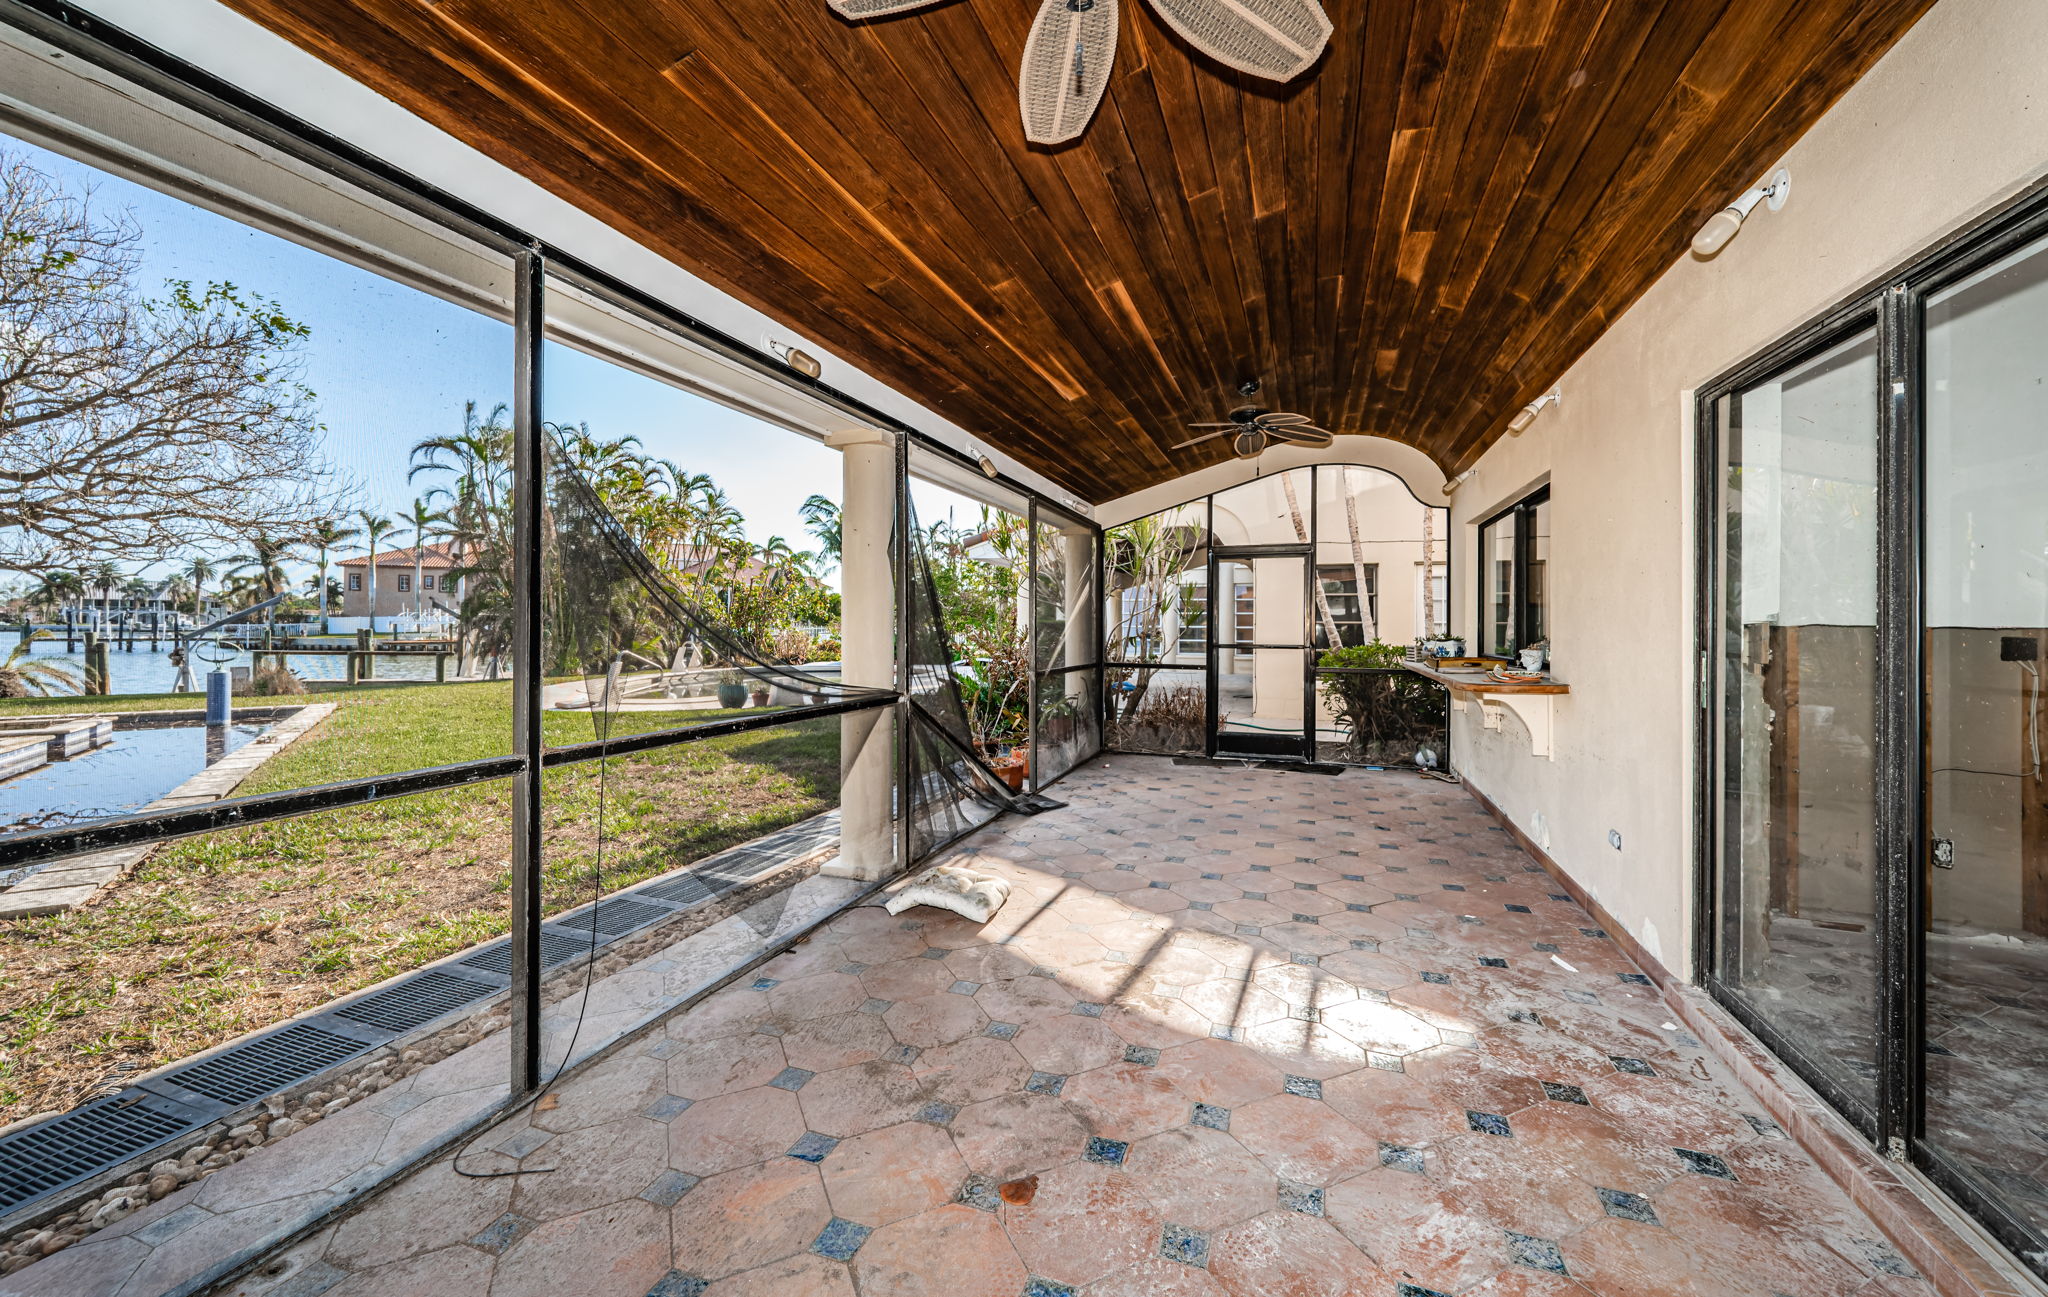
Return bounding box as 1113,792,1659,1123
1402,661,1566,760
1401,661,1570,696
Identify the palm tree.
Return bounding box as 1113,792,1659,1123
0,639,81,698
87,559,120,626
183,556,217,622
396,497,445,620
304,517,361,635
30,570,84,621
356,510,396,634
227,534,296,628
800,494,842,572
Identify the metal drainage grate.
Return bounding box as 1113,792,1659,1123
170,1023,370,1107
637,872,718,905
457,930,591,978
555,898,673,938
333,970,496,1034
0,1097,197,1215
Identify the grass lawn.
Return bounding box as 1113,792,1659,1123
0,683,841,1120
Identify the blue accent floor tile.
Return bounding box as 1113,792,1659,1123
1277,1179,1325,1216
1124,1044,1161,1067
1159,1223,1210,1268
1380,1143,1425,1174
1026,1071,1067,1096
1191,1102,1231,1131
1506,1231,1569,1275
1541,1081,1589,1105
1084,1136,1129,1166
1674,1147,1737,1180
1283,1075,1323,1100
1597,1187,1661,1225
917,1101,960,1126
1022,1278,1077,1297
769,1066,816,1091
1609,1056,1657,1076
787,1131,840,1163
643,1094,694,1122
1467,1110,1513,1137
468,1213,536,1255
810,1217,872,1262
638,1170,700,1207
645,1273,709,1297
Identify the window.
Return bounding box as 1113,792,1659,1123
422,575,435,590
1315,564,1378,648
396,574,411,592
1232,580,1255,645
348,573,362,591
1475,487,1549,656
1176,579,1207,655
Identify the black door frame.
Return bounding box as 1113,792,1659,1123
1693,167,2048,1279
1205,544,1314,762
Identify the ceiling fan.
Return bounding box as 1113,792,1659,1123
1174,407,1333,458
827,0,1333,145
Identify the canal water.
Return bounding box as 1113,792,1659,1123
0,719,269,836
10,641,446,694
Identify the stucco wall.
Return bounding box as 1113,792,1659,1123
1446,0,2048,975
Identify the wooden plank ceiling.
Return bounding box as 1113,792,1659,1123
220,0,1932,502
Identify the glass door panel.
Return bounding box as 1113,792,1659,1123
1923,234,2048,1247
1210,552,1309,759
1713,328,1882,1113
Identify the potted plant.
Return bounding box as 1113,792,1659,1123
990,747,1030,791
750,684,771,707
716,669,748,709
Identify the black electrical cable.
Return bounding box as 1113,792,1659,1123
449,686,613,1180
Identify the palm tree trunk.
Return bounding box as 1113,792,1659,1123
1341,467,1377,642
1281,473,1345,648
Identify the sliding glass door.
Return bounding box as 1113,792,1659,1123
1702,199,2048,1278
1708,328,1883,1119
1922,232,2048,1248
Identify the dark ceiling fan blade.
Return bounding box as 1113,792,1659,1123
1142,0,1331,81
1186,422,1238,428
1171,430,1228,450
828,0,954,16
1257,411,1315,425
1270,426,1334,447
1231,428,1271,458
1020,0,1120,145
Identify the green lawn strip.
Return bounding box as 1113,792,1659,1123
0,685,839,1118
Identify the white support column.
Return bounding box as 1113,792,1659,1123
823,427,896,881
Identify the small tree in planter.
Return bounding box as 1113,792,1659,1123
1316,641,1447,765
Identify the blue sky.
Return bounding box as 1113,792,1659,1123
10,133,852,584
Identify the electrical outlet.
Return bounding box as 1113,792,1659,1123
2001,635,2039,662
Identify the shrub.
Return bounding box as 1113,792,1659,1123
1316,641,1443,765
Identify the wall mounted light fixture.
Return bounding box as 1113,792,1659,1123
1692,168,1791,257
765,338,823,379
976,452,1001,479
1506,389,1560,436
1442,467,1478,497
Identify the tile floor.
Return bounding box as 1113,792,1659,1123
222,756,1937,1297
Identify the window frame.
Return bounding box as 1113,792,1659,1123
1474,486,1549,656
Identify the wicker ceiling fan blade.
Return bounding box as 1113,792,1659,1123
1257,411,1315,425
1171,429,1228,449
1142,0,1331,81
1020,0,1120,145
828,0,955,17
1186,422,1238,428
1270,424,1334,446
1231,428,1272,457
